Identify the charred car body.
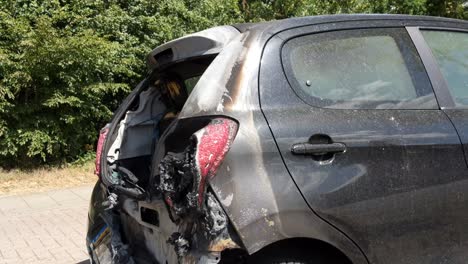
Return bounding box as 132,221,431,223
87,15,468,264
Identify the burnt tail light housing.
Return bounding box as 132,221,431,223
94,125,109,177
192,118,239,206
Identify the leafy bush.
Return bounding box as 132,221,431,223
0,0,243,168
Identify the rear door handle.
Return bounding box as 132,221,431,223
291,142,346,155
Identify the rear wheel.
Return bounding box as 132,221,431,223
249,252,333,264
246,239,351,264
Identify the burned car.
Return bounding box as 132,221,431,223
87,14,468,264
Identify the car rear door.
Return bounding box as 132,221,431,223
260,21,468,264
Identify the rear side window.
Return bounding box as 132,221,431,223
282,28,437,109
421,30,468,107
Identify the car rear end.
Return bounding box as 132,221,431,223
86,25,261,264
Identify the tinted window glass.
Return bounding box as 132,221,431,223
422,30,468,107
282,28,437,109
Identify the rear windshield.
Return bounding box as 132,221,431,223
282,28,437,109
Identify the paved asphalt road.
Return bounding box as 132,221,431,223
0,185,94,264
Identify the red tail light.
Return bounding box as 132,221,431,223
193,118,238,206
94,125,109,177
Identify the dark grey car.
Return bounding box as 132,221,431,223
87,14,468,264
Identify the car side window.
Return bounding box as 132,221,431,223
282,28,437,109
421,30,468,108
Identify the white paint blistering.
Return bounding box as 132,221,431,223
260,208,274,227
221,193,233,207
216,102,224,112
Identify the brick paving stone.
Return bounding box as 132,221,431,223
10,238,28,249
0,185,94,264
40,237,60,249
48,189,82,203
0,249,18,261
15,247,37,261
70,186,93,201
0,196,29,212
26,237,43,248
0,237,12,249
32,248,54,260
66,248,88,262
22,193,57,210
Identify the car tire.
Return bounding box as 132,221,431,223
251,255,327,264
246,241,349,264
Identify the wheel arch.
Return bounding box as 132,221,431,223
249,237,353,263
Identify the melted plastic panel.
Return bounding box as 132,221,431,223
155,118,241,262
159,145,197,216
158,118,238,217
107,87,166,162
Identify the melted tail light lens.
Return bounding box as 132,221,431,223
94,125,109,177
193,118,238,206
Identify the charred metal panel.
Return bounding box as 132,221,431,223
177,33,248,118
121,199,179,264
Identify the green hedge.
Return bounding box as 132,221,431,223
0,0,466,168
0,0,243,168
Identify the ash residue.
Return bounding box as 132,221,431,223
201,192,228,238
168,232,190,257
158,146,196,216
158,136,231,258
158,138,202,217
159,151,190,194
102,192,119,210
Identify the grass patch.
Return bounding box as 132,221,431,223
0,161,97,196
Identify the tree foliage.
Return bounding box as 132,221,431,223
0,0,466,168
240,0,468,20
0,0,243,168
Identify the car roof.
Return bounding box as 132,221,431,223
148,14,467,71
234,14,468,35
